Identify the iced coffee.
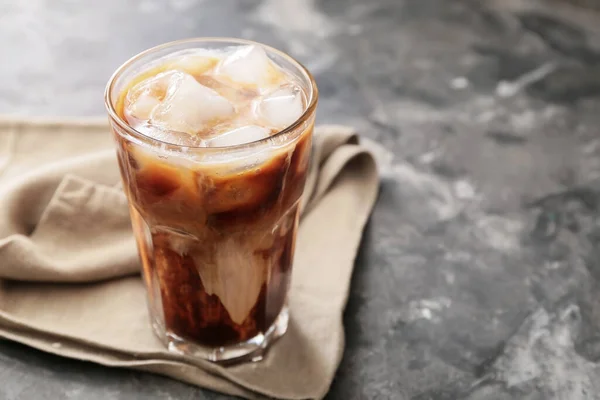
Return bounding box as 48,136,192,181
104,39,317,362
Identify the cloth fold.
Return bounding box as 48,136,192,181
0,117,379,400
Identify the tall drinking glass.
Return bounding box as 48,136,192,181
104,38,317,363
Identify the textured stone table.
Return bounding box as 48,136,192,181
2,0,600,398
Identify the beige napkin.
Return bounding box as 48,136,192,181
0,117,379,400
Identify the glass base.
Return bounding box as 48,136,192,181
152,306,289,364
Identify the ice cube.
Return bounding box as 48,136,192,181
135,123,204,147
217,45,282,88
257,85,304,129
125,71,177,121
150,71,235,135
168,53,219,76
127,93,161,121
206,125,271,147
196,75,259,104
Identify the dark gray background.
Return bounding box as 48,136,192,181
2,0,600,399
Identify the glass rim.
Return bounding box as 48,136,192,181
104,37,318,151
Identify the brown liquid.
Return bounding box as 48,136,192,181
113,104,312,346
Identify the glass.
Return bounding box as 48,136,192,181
104,38,318,363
